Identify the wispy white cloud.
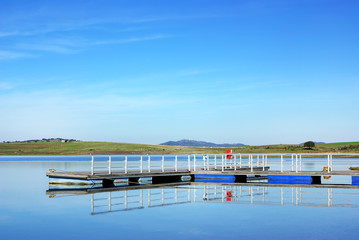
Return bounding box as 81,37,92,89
0,50,34,60
14,34,170,55
90,34,170,46
17,43,78,54
0,82,14,90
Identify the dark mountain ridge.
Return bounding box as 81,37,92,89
160,139,247,147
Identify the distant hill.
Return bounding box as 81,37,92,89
160,139,247,147
3,138,78,143
300,141,325,145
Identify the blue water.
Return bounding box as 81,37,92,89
1,158,359,239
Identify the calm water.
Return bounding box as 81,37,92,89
1,157,359,240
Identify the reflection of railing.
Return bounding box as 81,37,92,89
89,184,359,215
91,187,191,215
90,153,359,175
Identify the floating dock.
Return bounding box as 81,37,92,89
46,153,359,186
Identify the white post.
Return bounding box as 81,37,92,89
222,155,224,171
281,154,283,172
295,154,298,173
188,155,191,171
262,155,265,171
148,155,151,173
109,155,112,174
327,154,330,173
234,154,237,171
202,154,207,170
140,155,143,173
300,154,302,171
214,155,217,169
125,155,128,174
207,155,210,170
91,155,94,175
194,155,196,171
291,154,294,171
250,154,253,172
175,155,178,172
162,155,165,172
224,154,227,169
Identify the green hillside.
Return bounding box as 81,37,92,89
0,141,358,155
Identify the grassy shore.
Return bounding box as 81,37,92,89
0,141,358,155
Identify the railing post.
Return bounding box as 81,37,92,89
291,154,294,171
262,155,265,171
300,154,302,171
125,155,128,174
203,155,206,170
91,155,94,175
281,154,283,172
162,155,165,172
224,154,227,169
188,155,191,171
239,154,242,168
175,155,178,172
250,154,253,172
148,155,151,173
109,155,112,174
194,155,196,171
234,154,237,171
214,155,217,170
295,154,298,173
327,154,330,173
206,154,211,171
222,155,224,171
140,155,143,173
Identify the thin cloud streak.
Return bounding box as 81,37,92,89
7,34,169,57
0,50,35,60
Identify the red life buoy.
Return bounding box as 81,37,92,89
226,149,232,160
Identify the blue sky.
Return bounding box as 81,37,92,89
0,0,358,145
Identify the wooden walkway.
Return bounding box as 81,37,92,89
46,153,359,186
47,167,359,184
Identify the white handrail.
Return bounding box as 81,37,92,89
89,153,359,175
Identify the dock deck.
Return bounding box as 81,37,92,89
47,153,359,186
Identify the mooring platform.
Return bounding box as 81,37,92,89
46,153,359,186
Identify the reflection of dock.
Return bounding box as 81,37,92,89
46,183,359,215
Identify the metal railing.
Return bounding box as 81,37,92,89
90,153,359,175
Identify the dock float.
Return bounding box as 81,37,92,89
46,153,359,186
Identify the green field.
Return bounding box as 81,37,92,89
0,141,358,155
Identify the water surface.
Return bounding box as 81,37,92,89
0,158,359,239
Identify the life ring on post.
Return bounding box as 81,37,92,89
226,149,232,160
